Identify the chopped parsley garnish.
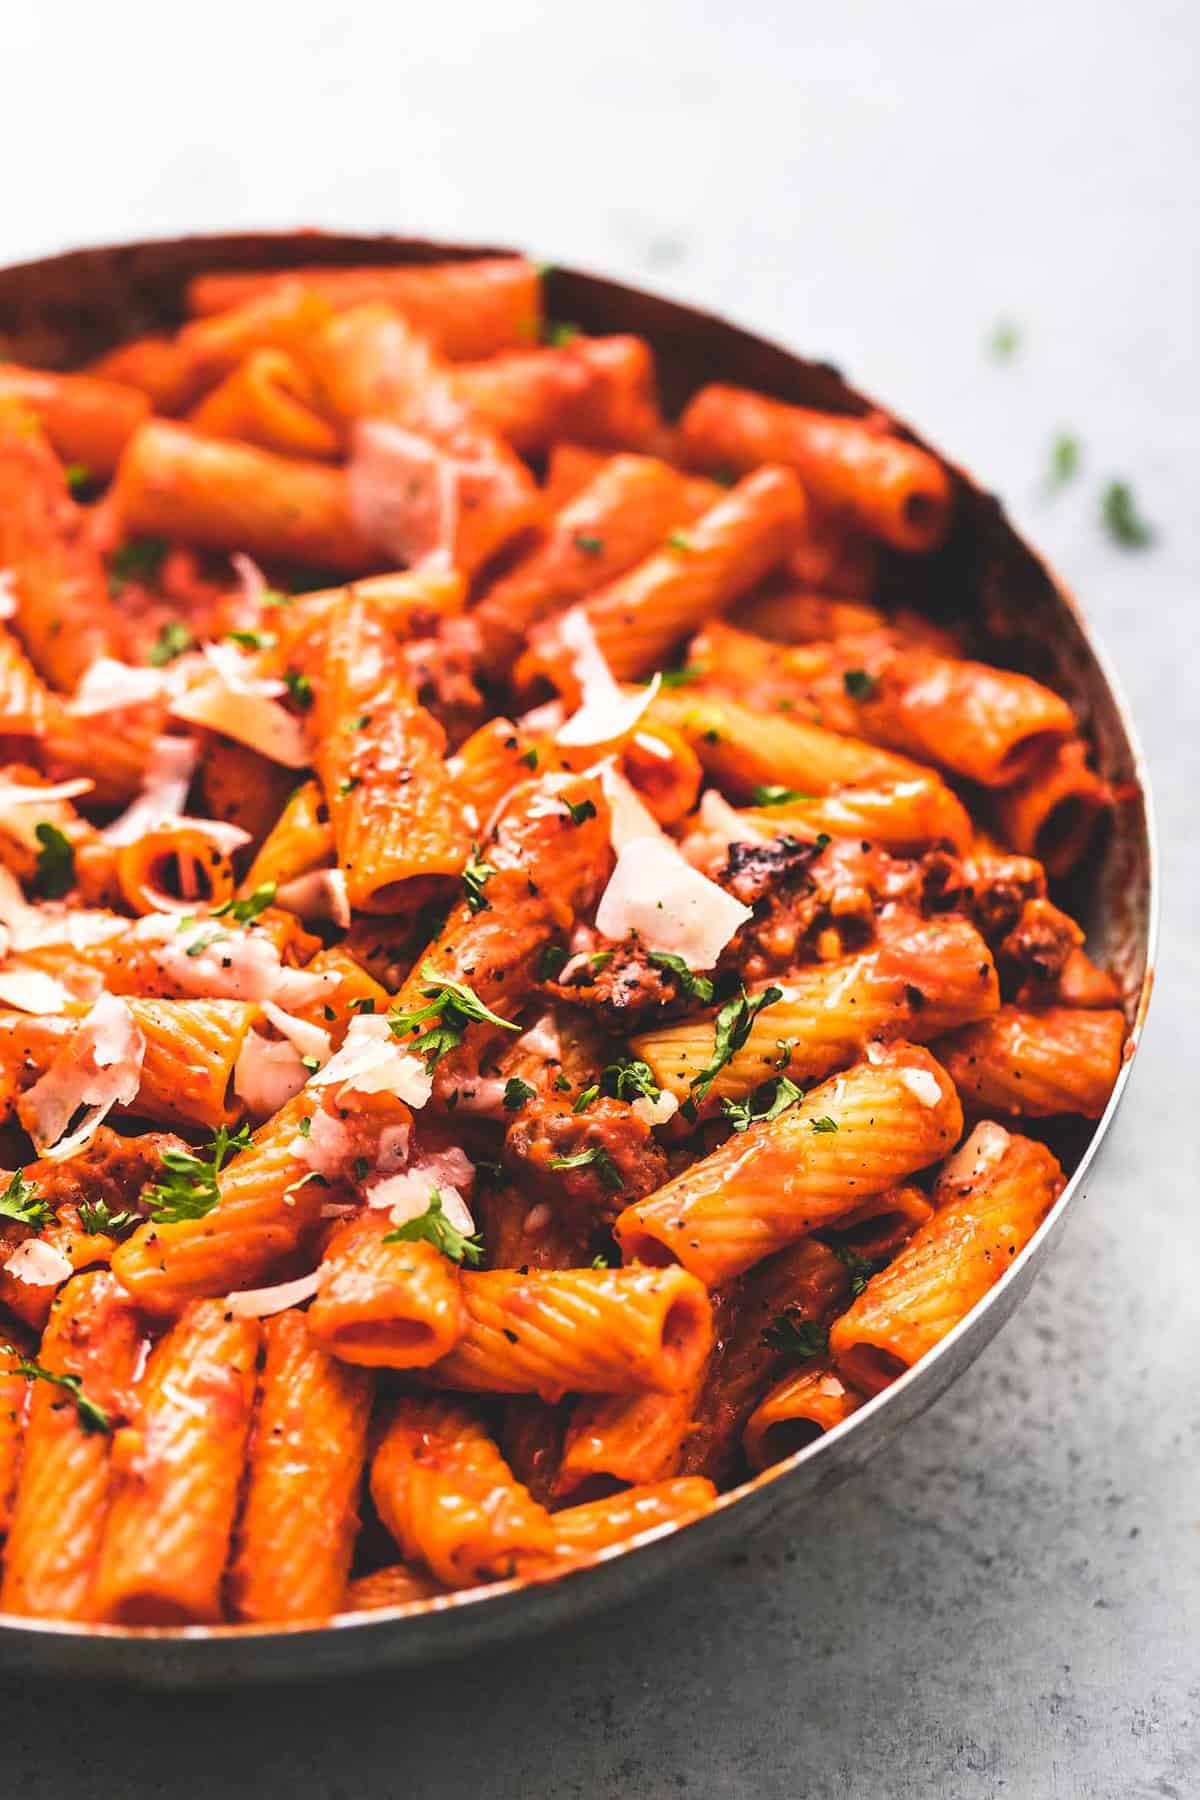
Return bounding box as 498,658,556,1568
546,321,581,347
602,1058,661,1104
0,1169,51,1230
520,748,539,769
761,1312,828,1365
809,1114,839,1133
109,535,168,594
1101,480,1154,548
143,1123,252,1224
462,843,496,915
226,629,278,651
212,882,276,924
751,785,813,807
1046,432,1081,491
383,1189,484,1266
183,928,226,958
148,619,195,666
64,463,92,496
573,532,605,556
591,1251,617,1269
988,320,1020,361
647,951,714,1005
843,669,878,702
504,1077,536,1111
336,776,360,798
539,944,569,981
589,950,613,973
832,1244,879,1299
261,589,294,609
284,669,314,708
298,1115,313,1137
347,996,376,1014
687,984,783,1109
658,665,700,689
300,1054,321,1074
33,823,75,899
77,1199,139,1239
549,1145,624,1192
12,1360,111,1434
720,1076,803,1134
352,1156,370,1182
388,963,518,1068
572,1083,599,1114
565,796,597,826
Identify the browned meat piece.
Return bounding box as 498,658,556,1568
504,1094,668,1228
23,1125,187,1218
402,617,486,747
543,938,690,1028
999,896,1085,1001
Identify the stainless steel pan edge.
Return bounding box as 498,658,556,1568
0,232,1157,1686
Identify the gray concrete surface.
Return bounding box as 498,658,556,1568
1,2,1196,1794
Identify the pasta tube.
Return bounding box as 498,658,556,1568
307,1211,466,1368
92,1300,258,1624
829,1122,1064,1394
614,1043,963,1285
230,1309,372,1622
934,1004,1125,1119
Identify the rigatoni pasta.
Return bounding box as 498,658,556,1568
0,248,1125,1630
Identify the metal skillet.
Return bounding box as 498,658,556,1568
0,231,1157,1686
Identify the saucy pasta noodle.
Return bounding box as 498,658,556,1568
0,251,1125,1627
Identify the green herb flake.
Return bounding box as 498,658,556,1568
843,669,879,702
751,785,813,807
143,1123,252,1224
687,984,784,1111
284,669,314,709
809,1115,839,1133
383,1188,484,1266
720,1076,803,1134
33,823,75,899
667,530,694,552
658,665,700,690
520,748,539,770
647,951,714,1005
601,1057,661,1104
64,463,92,496
504,1077,536,1112
12,1360,111,1434
0,1170,51,1231
832,1244,879,1299
336,776,360,798
212,882,276,925
226,629,278,652
539,944,569,981
462,843,497,915
760,1311,829,1365
1046,432,1081,491
1101,480,1155,548
988,320,1020,361
148,619,195,667
572,1083,600,1114
546,321,581,347
77,1199,138,1239
549,1145,624,1192
109,535,168,594
388,962,518,1068
573,532,605,557
565,797,597,826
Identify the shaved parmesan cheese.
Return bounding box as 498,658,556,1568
899,1066,944,1109
234,1031,309,1116
3,1238,73,1286
515,1011,562,1063
368,1166,476,1235
0,968,69,1013
556,609,661,748
68,658,170,717
23,993,146,1159
103,735,198,847
275,867,352,930
595,836,751,971
170,645,308,768
230,552,268,612
516,698,566,737
939,1119,1010,1188
450,1077,509,1117
631,1089,679,1128
133,913,337,1008
818,1375,847,1398
348,420,457,570
309,1014,432,1108
597,763,665,853
0,778,93,852
0,571,16,620
261,1001,332,1069
224,1268,324,1318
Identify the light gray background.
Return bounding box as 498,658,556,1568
1,3,1196,1795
